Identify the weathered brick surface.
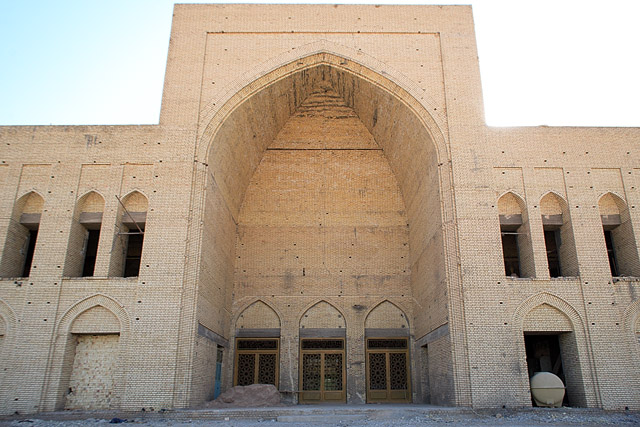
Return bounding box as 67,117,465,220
0,3,638,414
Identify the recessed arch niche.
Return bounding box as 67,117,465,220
192,53,464,405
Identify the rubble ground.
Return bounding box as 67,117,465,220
2,406,639,427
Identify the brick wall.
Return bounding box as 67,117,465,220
0,4,638,413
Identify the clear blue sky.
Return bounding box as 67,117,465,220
1,0,638,127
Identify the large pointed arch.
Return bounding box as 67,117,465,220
56,293,130,340
182,46,470,407
198,46,448,156
197,51,451,222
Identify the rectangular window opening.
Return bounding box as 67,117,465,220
544,229,561,278
123,226,144,277
501,226,520,277
604,229,619,277
82,229,100,277
22,228,38,277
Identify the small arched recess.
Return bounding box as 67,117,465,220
498,192,534,278
0,191,45,278
539,192,578,277
598,192,640,277
514,293,596,408
41,294,130,412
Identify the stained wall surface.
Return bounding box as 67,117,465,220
0,4,639,414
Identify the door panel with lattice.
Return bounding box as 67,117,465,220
234,338,279,388
366,338,411,402
299,339,346,403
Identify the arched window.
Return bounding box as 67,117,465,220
540,192,578,277
111,191,147,277
0,192,44,278
64,191,104,277
598,193,640,277
498,192,534,277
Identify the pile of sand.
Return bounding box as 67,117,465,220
202,384,281,408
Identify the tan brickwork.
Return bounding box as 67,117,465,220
70,306,120,334
523,304,572,332
0,3,638,414
300,301,345,330
365,301,409,330
237,301,281,330
65,334,119,410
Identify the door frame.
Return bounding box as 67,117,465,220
299,337,346,404
233,337,280,388
365,337,411,403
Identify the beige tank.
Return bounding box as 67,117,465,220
530,372,565,408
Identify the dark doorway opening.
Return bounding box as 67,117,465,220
501,229,520,277
82,229,100,277
22,229,38,277
603,229,619,277
543,229,561,277
524,333,569,406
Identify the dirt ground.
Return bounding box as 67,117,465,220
1,406,639,427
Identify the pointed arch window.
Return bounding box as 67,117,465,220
65,191,104,277
498,193,534,278
598,193,640,277
113,191,147,277
540,193,578,277
1,192,44,278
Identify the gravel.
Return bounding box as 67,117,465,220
2,407,639,427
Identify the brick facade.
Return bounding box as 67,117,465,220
0,4,638,413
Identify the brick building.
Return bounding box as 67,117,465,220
0,4,639,413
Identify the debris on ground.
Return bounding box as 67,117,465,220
201,384,281,408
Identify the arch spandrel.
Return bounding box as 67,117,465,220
77,191,105,213
514,293,583,332
19,191,45,214
197,42,448,150
236,300,281,330
70,306,121,334
365,301,409,330
498,192,525,217
540,192,566,217
300,301,346,330
198,52,450,220
523,303,573,332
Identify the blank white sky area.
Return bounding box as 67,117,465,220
0,0,638,127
